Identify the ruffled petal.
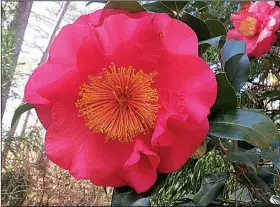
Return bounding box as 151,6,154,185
45,101,134,187
250,34,277,57
157,118,209,173
152,89,189,148
123,138,160,193
48,24,91,66
154,54,217,109
74,9,152,26
257,16,276,43
34,104,53,129
248,1,275,21
24,63,74,105
95,12,198,65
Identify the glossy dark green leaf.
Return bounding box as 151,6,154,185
111,186,140,206
86,0,106,6
142,2,174,16
209,109,280,150
226,150,260,171
193,172,229,206
105,1,146,13
205,19,226,37
180,12,211,41
261,151,280,171
224,53,250,92
222,39,246,62
210,73,237,113
11,103,34,128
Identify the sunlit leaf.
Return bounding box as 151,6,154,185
209,109,280,150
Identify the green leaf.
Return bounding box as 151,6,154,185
205,19,226,37
11,103,34,128
261,151,280,171
131,198,150,206
210,73,237,113
260,90,280,102
209,109,280,150
111,186,140,206
222,39,246,62
192,1,207,9
86,0,106,6
180,12,211,41
142,2,174,16
228,187,252,203
193,172,229,206
226,150,260,172
105,1,146,13
237,172,275,197
198,36,225,55
258,165,276,186
224,53,250,92
160,1,188,13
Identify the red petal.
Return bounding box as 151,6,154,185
95,12,198,65
34,104,53,129
123,138,160,193
74,9,152,26
157,118,209,173
154,54,217,109
45,101,135,187
227,29,243,40
152,89,189,147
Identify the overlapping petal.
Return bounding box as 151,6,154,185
24,8,217,193
227,1,280,57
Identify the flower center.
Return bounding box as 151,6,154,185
238,16,258,37
76,63,160,143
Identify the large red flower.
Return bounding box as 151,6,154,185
24,9,217,193
227,1,280,57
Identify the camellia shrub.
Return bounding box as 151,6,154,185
11,1,280,206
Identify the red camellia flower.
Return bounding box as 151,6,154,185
24,9,217,193
227,1,280,57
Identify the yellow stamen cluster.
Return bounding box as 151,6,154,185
238,16,258,37
76,63,160,143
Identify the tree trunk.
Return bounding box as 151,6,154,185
2,1,70,168
19,1,71,137
1,1,33,121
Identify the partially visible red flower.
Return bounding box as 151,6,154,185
241,2,252,12
227,1,280,57
24,9,217,193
